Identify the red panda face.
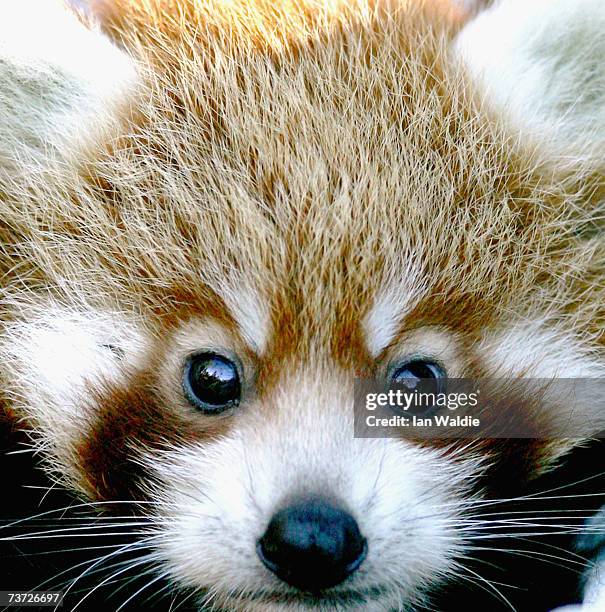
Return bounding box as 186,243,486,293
1,0,605,610
4,308,484,609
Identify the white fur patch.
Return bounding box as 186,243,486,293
480,320,605,379
454,0,605,153
480,320,605,435
0,1,135,98
2,304,148,476
363,266,426,357
218,282,270,354
0,0,137,157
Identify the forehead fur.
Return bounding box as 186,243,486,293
1,0,603,366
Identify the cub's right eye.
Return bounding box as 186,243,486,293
183,352,241,414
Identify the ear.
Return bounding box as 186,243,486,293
454,0,605,155
0,0,137,164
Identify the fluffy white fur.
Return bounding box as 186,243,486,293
455,0,605,155
0,0,137,167
480,320,605,379
363,262,426,358
219,280,271,354
2,303,148,486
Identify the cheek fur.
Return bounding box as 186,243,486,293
76,374,234,501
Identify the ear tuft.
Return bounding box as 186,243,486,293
454,0,605,156
0,0,137,166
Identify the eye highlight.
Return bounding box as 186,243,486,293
389,359,447,416
390,359,446,391
183,352,241,413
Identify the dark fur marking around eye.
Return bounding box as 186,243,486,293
77,372,233,502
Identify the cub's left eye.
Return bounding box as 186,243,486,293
390,359,447,394
183,352,241,413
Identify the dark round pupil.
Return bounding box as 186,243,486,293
392,361,439,389
188,354,240,407
390,360,445,416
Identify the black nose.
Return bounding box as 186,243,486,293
257,497,367,592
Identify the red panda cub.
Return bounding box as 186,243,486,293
0,0,604,610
